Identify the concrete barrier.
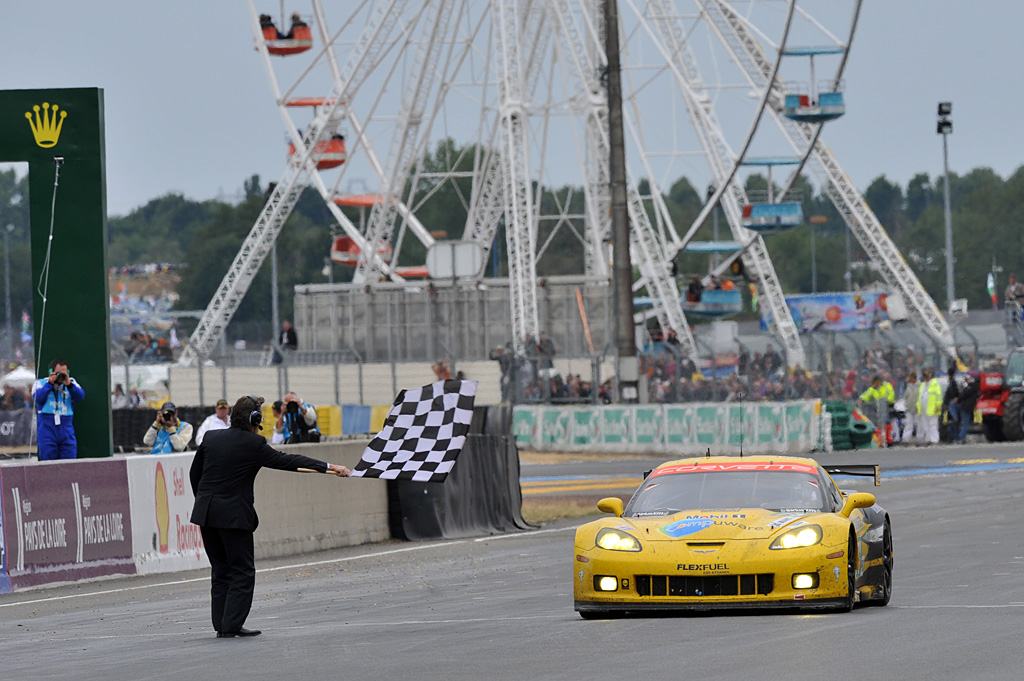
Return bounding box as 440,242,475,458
0,439,390,591
251,440,389,560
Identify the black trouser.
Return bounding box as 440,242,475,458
200,526,256,633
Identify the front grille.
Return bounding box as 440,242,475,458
634,573,774,597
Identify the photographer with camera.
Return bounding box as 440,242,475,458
32,358,85,460
270,400,285,444
274,392,320,444
144,401,194,453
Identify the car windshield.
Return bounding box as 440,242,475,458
625,467,826,516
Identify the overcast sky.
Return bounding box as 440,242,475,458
2,1,1021,217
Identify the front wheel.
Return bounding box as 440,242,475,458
1004,392,1024,441
836,533,856,613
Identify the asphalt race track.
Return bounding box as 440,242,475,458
2,441,1024,681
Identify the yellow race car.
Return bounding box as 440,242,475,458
573,455,892,617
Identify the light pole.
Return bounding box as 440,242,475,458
937,101,955,307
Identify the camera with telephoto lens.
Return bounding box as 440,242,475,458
287,400,299,415
54,371,68,385
162,410,176,424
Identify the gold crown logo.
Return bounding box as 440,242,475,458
25,102,68,148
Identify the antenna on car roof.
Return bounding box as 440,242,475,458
705,447,711,459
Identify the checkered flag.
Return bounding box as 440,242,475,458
351,379,477,482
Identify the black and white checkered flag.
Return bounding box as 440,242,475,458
351,379,477,482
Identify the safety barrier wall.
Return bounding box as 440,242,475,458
0,439,389,592
511,401,821,454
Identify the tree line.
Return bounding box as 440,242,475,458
1,142,1020,344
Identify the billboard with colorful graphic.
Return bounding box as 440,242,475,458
761,292,891,334
125,454,209,575
1,459,136,589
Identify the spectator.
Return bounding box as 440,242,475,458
129,386,142,408
32,358,85,461
489,344,514,402
902,373,920,445
538,332,556,371
956,374,980,444
432,357,452,381
144,401,194,453
858,374,896,446
1005,274,1024,307
275,392,320,444
686,276,703,303
284,11,307,39
280,320,298,351
195,399,231,446
270,400,285,444
259,13,284,39
918,370,942,445
112,384,129,409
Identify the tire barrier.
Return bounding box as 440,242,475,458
391,434,531,541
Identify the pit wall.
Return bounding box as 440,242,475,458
512,401,823,454
0,440,386,593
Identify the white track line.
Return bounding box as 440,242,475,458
0,526,576,609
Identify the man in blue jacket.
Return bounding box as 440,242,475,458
31,358,85,460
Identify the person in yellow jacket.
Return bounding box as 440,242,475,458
917,369,943,445
859,375,897,446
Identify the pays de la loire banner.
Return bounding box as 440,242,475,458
761,292,891,334
0,459,136,589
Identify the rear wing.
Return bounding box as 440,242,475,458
823,464,880,486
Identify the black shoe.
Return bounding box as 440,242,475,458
218,627,262,638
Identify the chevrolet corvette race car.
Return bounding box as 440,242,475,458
573,455,893,617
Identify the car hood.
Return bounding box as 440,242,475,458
622,508,818,541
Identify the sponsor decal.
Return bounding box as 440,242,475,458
651,462,818,477
676,563,728,572
766,514,805,529
662,517,714,537
833,566,841,582
155,463,170,553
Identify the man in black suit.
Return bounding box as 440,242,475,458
190,395,349,638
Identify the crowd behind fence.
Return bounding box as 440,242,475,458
108,314,1012,410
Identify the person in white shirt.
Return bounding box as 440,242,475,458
195,399,231,446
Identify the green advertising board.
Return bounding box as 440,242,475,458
539,407,571,447
633,407,662,446
512,407,537,448
600,408,631,445
572,408,599,445
0,88,111,457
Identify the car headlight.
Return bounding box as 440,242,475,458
595,528,642,552
769,524,822,550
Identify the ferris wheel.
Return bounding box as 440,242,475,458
180,0,953,365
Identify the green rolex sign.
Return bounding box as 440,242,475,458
0,87,112,458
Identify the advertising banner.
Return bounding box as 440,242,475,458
761,292,891,334
538,407,571,447
1,459,136,589
0,408,32,446
511,407,537,448
632,407,662,446
664,406,695,447
126,453,209,575
756,405,786,449
600,408,631,445
695,406,725,446
572,408,599,445
726,404,757,448
0,469,10,593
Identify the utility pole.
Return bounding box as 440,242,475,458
605,0,637,402
937,102,955,308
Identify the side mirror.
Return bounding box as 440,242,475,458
597,497,624,517
840,492,876,518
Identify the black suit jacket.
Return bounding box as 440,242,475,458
189,426,329,531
